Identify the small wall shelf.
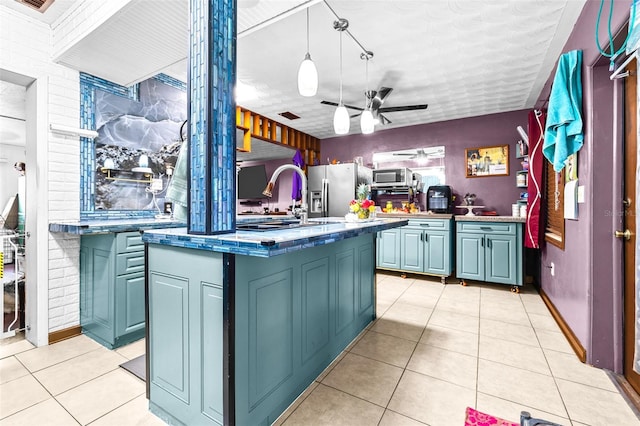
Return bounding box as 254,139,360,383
516,170,528,188
101,168,153,184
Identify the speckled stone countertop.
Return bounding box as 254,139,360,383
454,215,526,223
375,212,453,219
49,217,186,234
47,215,306,235
142,217,408,257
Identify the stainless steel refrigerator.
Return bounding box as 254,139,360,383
307,163,372,218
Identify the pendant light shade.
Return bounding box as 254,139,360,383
334,104,350,134
360,110,374,134
298,8,318,97
298,53,318,96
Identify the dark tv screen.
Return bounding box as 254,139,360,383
237,165,269,199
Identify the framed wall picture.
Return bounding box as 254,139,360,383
465,145,509,178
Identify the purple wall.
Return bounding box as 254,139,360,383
321,110,529,215
536,0,631,370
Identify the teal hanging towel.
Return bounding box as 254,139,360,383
543,49,583,172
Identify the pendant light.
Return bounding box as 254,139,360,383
297,8,318,97
333,19,349,135
360,52,374,135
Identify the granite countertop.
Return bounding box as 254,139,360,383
376,212,453,219
454,215,526,223
49,217,187,234
142,217,408,257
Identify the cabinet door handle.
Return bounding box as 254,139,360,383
487,238,491,248
425,233,428,242
420,233,423,242
481,237,484,247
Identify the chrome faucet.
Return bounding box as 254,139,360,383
262,164,308,224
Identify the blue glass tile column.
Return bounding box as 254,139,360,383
188,0,236,235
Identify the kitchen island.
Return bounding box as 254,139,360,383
142,217,407,426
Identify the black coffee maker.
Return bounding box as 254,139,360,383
426,185,453,213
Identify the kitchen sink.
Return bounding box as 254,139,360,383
236,218,342,232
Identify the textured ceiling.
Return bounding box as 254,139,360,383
228,0,586,139
2,0,587,144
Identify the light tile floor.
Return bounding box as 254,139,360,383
1,272,639,425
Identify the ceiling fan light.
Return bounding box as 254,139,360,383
334,104,350,135
360,110,375,134
297,53,318,97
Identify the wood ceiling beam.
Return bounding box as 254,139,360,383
235,106,320,169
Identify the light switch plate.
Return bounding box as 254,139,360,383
577,185,585,203
151,178,163,191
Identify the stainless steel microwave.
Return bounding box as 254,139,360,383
371,167,414,188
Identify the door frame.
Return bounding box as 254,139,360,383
623,56,640,393
1,68,49,347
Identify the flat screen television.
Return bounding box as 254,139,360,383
237,164,269,200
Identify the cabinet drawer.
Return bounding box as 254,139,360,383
457,222,516,235
116,251,145,276
116,231,143,254
406,219,451,230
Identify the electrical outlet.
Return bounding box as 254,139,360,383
151,178,163,191
550,262,555,277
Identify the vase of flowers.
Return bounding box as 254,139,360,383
348,184,376,220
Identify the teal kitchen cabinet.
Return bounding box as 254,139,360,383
379,218,453,283
455,221,523,292
377,228,401,269
80,231,145,348
147,234,375,426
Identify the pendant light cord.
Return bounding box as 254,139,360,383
306,8,310,54
339,31,343,103
365,56,369,109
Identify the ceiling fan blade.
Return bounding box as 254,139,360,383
320,100,363,111
379,104,429,113
378,113,392,125
377,87,393,102
344,104,364,111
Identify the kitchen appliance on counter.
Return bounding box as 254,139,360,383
371,167,418,189
426,185,454,213
307,163,372,218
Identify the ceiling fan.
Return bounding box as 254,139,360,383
392,147,445,160
320,87,428,125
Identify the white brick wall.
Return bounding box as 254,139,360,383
1,5,83,335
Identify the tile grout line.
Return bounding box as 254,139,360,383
1,357,83,425
377,277,426,426
83,390,147,425
521,289,572,422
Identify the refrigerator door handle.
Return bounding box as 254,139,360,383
322,178,329,217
